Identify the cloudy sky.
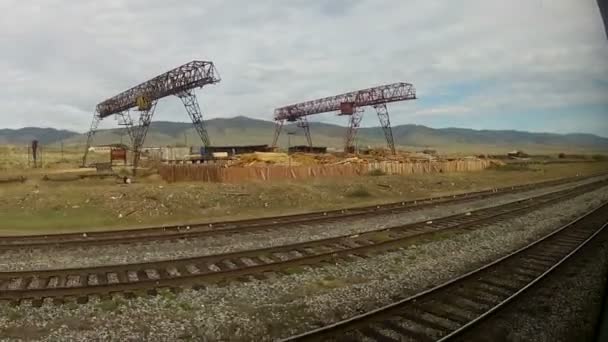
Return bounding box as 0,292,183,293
1,0,607,136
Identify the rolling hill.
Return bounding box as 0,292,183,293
1,116,607,154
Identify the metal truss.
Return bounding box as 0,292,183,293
178,90,210,147
271,120,284,148
97,61,220,118
116,111,136,145
131,101,158,173
297,116,313,147
81,113,101,166
274,82,415,121
344,109,364,154
374,103,396,154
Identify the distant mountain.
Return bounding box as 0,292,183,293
0,127,78,145
1,116,607,154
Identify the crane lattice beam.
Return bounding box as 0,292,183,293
96,60,220,118
271,82,416,154
274,82,415,121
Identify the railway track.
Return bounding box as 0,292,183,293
0,177,605,306
280,201,608,341
0,173,605,249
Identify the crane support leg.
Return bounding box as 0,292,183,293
82,113,101,167
344,110,364,154
297,117,313,148
178,90,211,147
272,119,284,148
374,103,396,154
131,101,158,175
116,110,136,145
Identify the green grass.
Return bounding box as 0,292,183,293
592,154,608,161
489,163,538,172
346,186,372,198
96,298,127,312
0,161,606,235
0,207,115,234
5,309,23,321
283,267,306,275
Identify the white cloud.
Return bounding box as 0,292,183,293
0,0,606,134
413,106,472,117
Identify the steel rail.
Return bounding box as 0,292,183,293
0,179,604,306
0,173,604,250
280,200,608,342
437,217,607,341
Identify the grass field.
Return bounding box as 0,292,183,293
0,161,606,235
0,145,110,175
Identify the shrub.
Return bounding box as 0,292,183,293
346,186,372,197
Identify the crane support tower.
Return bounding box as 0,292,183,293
82,60,221,171
272,82,416,154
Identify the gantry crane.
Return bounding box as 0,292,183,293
82,60,221,171
272,82,416,154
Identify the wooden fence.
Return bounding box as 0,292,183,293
159,159,492,183
366,160,492,175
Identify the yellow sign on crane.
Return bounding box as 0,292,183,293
136,95,151,111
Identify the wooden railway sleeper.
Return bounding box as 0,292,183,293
383,319,436,342
517,260,551,272
358,326,399,342
509,266,542,278
450,289,500,306
458,285,508,301
436,295,489,316
397,310,454,334
410,302,471,325
476,279,520,293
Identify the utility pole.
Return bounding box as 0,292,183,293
60,140,64,160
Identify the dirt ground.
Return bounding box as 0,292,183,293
0,162,606,235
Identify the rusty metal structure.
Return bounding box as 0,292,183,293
82,60,221,170
109,145,128,165
272,82,416,154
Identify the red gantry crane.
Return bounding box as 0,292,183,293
271,82,416,154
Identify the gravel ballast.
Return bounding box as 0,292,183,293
1,186,607,341
1,176,605,271
455,225,608,342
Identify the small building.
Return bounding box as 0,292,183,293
88,145,112,152
142,147,191,161
109,145,128,165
